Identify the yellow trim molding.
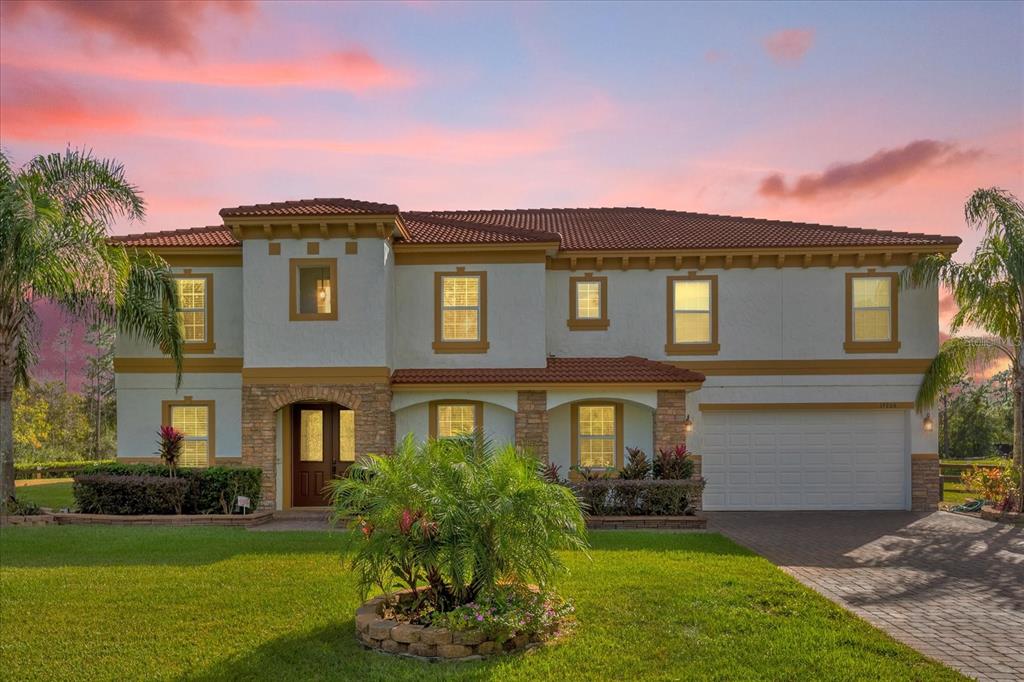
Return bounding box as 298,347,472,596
699,401,914,412
570,401,624,470
161,397,216,467
395,243,554,265
289,257,339,322
428,400,485,439
665,272,720,356
433,268,490,354
671,358,932,375
568,273,609,331
226,216,406,241
394,381,704,392
160,252,242,267
114,357,243,373
241,366,391,385
845,270,901,354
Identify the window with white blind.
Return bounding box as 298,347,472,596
666,275,719,354
430,402,482,439
173,274,213,352
568,275,609,330
434,270,489,352
168,402,213,467
572,403,622,470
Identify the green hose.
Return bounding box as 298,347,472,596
950,499,984,513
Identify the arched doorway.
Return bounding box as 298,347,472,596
287,401,355,507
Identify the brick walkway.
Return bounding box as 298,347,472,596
708,511,1024,682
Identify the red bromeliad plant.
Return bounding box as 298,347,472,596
156,425,184,475
653,444,695,480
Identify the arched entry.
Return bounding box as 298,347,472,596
289,401,355,507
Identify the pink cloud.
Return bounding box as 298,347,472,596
2,0,254,56
762,28,815,63
704,49,724,63
1,44,415,93
758,139,983,201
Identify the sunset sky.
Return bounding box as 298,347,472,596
2,0,1022,356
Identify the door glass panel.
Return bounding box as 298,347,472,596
339,410,355,462
299,409,324,462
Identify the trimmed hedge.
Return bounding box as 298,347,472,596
572,479,705,516
74,475,191,515
72,464,262,515
15,460,117,479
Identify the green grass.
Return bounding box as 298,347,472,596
939,457,1010,466
14,481,74,510
941,481,976,505
0,527,961,681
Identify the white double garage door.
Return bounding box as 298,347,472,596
701,409,908,510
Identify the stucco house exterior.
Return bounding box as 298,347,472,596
112,197,958,512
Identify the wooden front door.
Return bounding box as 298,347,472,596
292,403,339,507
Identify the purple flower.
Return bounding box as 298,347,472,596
476,614,485,621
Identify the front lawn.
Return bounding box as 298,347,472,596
0,527,960,681
13,480,74,510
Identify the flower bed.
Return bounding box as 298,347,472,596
355,587,571,661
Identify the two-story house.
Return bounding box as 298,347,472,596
112,197,958,511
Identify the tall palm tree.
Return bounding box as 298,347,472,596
905,188,1024,484
0,148,184,504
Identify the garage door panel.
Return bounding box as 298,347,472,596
701,409,907,510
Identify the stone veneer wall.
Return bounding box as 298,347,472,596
515,390,549,462
910,453,940,511
241,383,394,510
653,390,702,510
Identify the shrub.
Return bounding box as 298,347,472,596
962,465,1022,509
71,464,262,514
1,497,43,515
572,479,704,516
430,585,575,643
539,461,564,484
156,426,184,473
331,435,588,613
14,460,117,479
74,475,189,515
620,447,651,480
653,444,694,480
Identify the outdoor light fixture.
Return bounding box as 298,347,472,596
683,415,693,433
922,413,934,431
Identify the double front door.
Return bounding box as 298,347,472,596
292,403,355,507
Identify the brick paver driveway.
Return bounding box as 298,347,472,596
708,511,1024,681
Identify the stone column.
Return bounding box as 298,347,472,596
654,389,687,454
515,390,548,462
911,453,940,511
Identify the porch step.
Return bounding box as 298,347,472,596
273,508,333,521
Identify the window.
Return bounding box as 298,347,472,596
429,401,484,439
572,403,623,469
289,258,338,321
845,272,900,353
665,274,719,354
163,399,214,467
173,274,214,352
568,274,609,330
433,269,489,353
339,410,355,462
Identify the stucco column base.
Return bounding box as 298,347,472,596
241,382,394,510
911,453,940,511
515,390,549,463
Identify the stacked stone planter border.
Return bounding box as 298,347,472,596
980,506,1024,523
355,592,552,662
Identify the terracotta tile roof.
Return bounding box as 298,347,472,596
391,356,705,385
408,207,960,250
220,197,399,218
109,225,240,248
400,214,560,245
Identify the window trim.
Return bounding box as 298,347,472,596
161,397,216,467
428,400,485,439
844,271,900,353
665,272,720,355
289,258,339,322
432,268,490,353
173,272,215,353
567,273,609,331
570,401,624,470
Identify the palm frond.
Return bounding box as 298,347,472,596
25,148,145,223
916,336,1012,411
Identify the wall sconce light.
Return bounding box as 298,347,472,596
922,413,934,432
683,415,693,433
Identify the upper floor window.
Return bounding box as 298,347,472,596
845,272,900,353
433,268,489,353
572,402,623,470
665,274,719,355
429,401,483,439
289,258,338,321
568,274,609,330
164,399,214,467
173,274,214,352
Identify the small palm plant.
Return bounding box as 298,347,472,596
156,425,184,476
331,435,588,612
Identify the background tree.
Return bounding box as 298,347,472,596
52,324,72,387
906,188,1024,505
83,321,115,458
0,148,184,504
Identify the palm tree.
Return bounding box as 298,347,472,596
906,188,1024,495
0,149,184,504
